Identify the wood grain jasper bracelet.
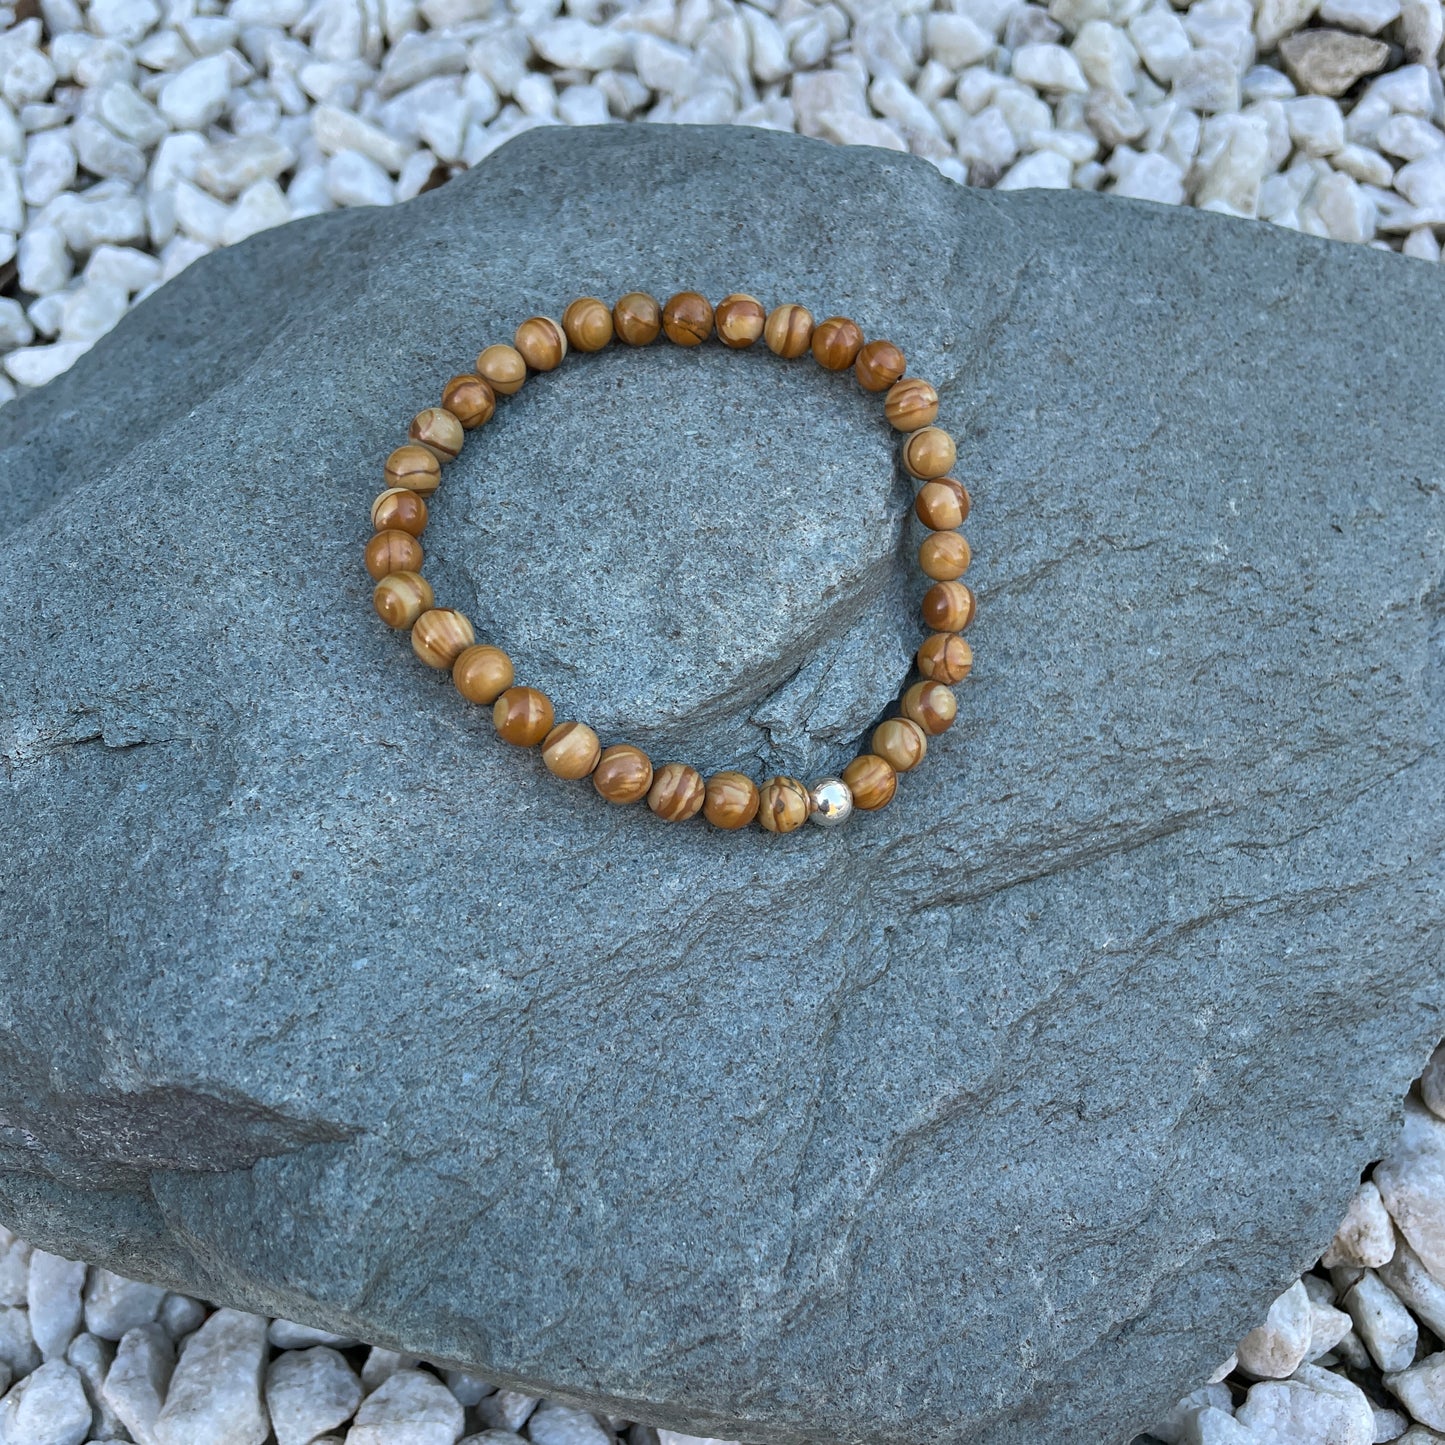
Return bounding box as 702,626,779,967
365,290,975,835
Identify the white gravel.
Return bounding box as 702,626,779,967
2,0,1445,404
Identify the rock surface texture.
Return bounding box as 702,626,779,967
0,123,1442,1445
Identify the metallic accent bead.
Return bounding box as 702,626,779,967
808,777,853,827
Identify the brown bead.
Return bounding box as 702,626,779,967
593,744,653,804
514,315,567,371
441,374,496,429
647,762,706,821
922,580,976,632
757,776,811,834
714,293,766,348
364,528,423,580
542,721,602,779
884,377,940,432
562,297,614,353
703,771,760,829
613,291,662,346
384,444,441,496
372,571,434,630
917,632,973,685
919,530,972,581
855,339,906,392
904,426,957,480
409,407,463,461
902,680,957,736
476,344,526,395
763,303,813,359
914,479,970,530
371,487,428,536
872,717,927,773
810,316,864,371
662,290,713,346
412,607,475,669
842,754,897,811
492,686,554,747
453,644,514,705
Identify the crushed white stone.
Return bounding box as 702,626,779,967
153,1307,268,1445
0,1359,91,1445
82,1269,165,1342
347,1366,466,1444
1236,1280,1313,1380
265,1344,362,1445
1324,1182,1397,1269
1343,1269,1419,1372
1377,1098,1445,1283
101,1323,174,1445
24,1254,84,1365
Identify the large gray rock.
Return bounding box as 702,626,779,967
0,123,1442,1445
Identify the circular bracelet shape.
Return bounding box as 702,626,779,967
365,290,976,835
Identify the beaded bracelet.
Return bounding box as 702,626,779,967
364,290,975,835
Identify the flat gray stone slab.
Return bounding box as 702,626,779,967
0,123,1443,1445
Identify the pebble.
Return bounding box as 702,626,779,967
1278,28,1391,95
84,1270,167,1345
63,1333,123,1442
1306,1296,1354,1363
442,1371,493,1407
0,299,33,352
998,148,1074,187
1286,95,1347,155
1320,0,1403,29
58,279,128,342
93,81,167,147
475,1390,541,1433
1128,6,1191,83
220,179,291,242
0,1360,92,1445
326,149,395,206
1389,1354,1445,1431
0,1243,29,1313
0,1308,40,1380
1377,1097,1445,1283
21,131,77,209
1424,1046,1445,1121
1236,1279,1313,1380
153,1308,268,1445
532,18,631,71
101,1323,174,1445
194,134,298,198
1345,1270,1419,1372
346,1368,466,1444
268,1319,358,1351
360,1347,420,1394
1012,42,1090,92
1184,1406,1254,1442
526,1402,613,1445
1235,1364,1376,1444
157,54,234,130
1152,1383,1234,1442
25,1256,85,1364
265,1346,362,1445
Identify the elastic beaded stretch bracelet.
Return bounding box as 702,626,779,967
365,290,975,835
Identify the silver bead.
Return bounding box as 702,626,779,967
808,776,853,827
